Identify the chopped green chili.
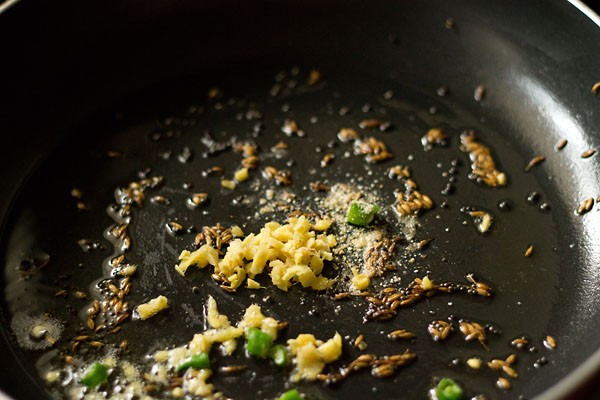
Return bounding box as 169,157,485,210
246,327,274,358
277,388,302,400
80,363,108,389
347,201,380,226
176,352,211,373
270,344,289,367
436,378,463,400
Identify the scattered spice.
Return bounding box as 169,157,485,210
467,358,482,370
459,320,487,347
543,335,556,350
395,189,434,216
487,354,518,379
188,193,209,208
364,275,492,322
592,81,600,94
307,70,322,86
524,244,534,257
387,329,416,340
194,224,234,250
427,320,452,342
474,85,485,101
262,166,292,186
316,351,416,383
421,128,448,149
359,119,392,132
463,208,494,234
577,197,594,215
309,182,330,192
555,139,567,151
581,148,596,159
525,155,545,172
496,377,512,390
320,153,334,168
354,137,393,163
282,119,305,137
337,128,360,143
354,335,368,351
460,131,507,187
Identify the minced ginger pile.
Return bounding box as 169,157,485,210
175,216,337,291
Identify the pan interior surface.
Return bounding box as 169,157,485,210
1,1,600,399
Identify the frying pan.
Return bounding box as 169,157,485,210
2,0,600,399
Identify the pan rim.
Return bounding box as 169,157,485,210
536,0,600,398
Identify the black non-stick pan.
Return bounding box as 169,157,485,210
2,1,600,399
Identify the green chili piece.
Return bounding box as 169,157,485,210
176,352,211,373
270,344,289,367
277,389,302,400
347,201,380,226
80,363,108,389
246,327,274,358
436,378,463,400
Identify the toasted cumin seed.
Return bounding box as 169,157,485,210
372,364,394,378
511,338,528,347
354,335,365,348
525,155,545,172
150,195,169,205
88,341,104,347
338,128,360,143
524,244,534,257
334,292,350,301
474,85,485,101
321,153,334,167
581,148,597,159
367,296,383,305
167,221,185,234
577,197,594,215
219,365,247,373
388,329,416,340
190,193,209,207
497,377,512,390
503,365,519,378
544,335,556,349
488,359,504,370
273,141,288,150
108,284,120,294
120,340,128,351
555,139,567,151
87,318,95,330
116,313,129,324
417,239,432,250
592,82,600,94
74,335,90,341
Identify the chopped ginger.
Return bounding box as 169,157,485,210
221,179,236,190
234,168,249,182
136,295,169,320
351,267,370,290
288,332,342,381
175,216,336,292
